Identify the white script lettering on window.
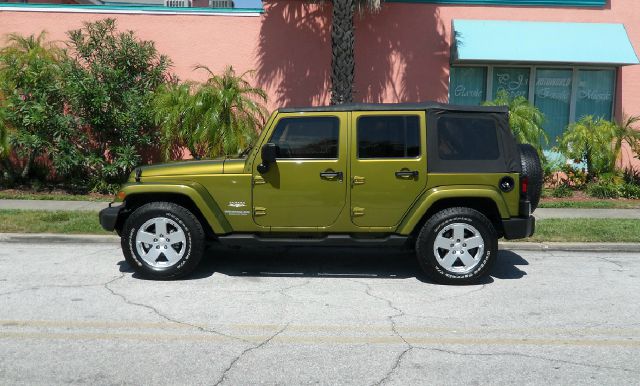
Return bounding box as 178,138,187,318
454,85,483,98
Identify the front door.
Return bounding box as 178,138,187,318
350,112,427,227
252,113,348,228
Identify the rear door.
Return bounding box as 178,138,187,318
350,111,427,227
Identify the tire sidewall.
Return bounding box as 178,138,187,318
417,210,497,284
122,203,202,279
519,144,543,211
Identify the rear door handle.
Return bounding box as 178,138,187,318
320,171,343,182
395,170,419,178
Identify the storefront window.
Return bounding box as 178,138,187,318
449,65,616,148
534,69,573,146
492,67,530,100
449,67,486,105
575,69,615,121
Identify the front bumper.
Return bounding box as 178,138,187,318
99,203,124,232
502,215,535,240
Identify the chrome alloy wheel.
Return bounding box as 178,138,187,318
432,222,485,274
135,217,187,268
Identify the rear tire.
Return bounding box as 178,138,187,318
519,143,543,212
416,207,497,284
121,202,205,280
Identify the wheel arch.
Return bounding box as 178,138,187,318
397,186,508,237
116,183,232,238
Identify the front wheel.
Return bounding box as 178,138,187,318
121,202,205,280
416,207,497,284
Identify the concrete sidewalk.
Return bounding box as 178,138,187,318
534,208,640,219
1,199,640,219
0,199,108,212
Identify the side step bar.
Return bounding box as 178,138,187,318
217,234,409,247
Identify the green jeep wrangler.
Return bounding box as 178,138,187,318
99,103,541,284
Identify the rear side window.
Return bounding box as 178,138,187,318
437,116,499,160
357,115,420,158
269,117,339,159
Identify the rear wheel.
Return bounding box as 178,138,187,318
121,202,205,280
416,207,497,284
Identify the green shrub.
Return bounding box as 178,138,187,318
622,168,640,185
586,182,621,199
551,184,573,198
0,32,77,182
64,18,172,188
559,116,615,182
620,183,640,199
483,90,548,152
154,66,267,160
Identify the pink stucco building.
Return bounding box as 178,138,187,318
1,0,638,147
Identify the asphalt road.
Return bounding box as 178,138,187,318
0,242,639,385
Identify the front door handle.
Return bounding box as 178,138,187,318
395,170,419,178
320,171,343,182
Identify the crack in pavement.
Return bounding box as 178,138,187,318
213,323,290,386
348,280,412,386
278,279,312,298
103,273,252,344
420,347,640,374
591,256,625,270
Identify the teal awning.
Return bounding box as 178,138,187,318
452,20,639,66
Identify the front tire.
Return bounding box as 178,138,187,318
121,202,205,280
416,207,497,284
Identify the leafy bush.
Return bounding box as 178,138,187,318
0,32,75,182
483,90,548,152
64,19,172,190
586,181,620,199
620,183,640,199
622,167,640,185
542,153,565,187
0,103,8,158
551,184,573,198
611,114,640,171
154,66,267,160
559,116,616,182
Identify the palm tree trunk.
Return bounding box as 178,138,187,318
330,0,355,105
21,149,36,180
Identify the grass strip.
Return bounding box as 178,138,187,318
526,218,640,243
0,210,108,234
539,200,640,209
0,192,110,202
0,210,639,242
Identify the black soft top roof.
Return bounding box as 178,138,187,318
278,102,508,114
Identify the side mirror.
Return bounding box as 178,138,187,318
257,143,278,174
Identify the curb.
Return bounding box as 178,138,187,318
0,233,119,244
498,241,640,252
1,233,640,252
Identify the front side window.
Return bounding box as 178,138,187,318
437,116,499,160
357,115,420,158
269,117,339,159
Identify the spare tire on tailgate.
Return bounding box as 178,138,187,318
518,144,543,212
